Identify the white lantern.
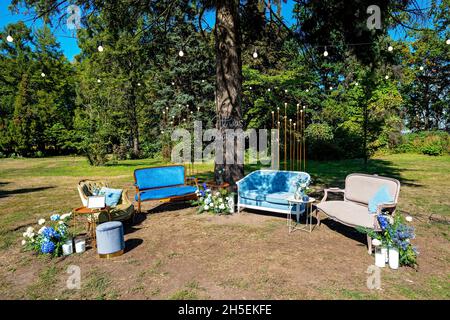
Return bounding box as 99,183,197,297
75,238,86,253
62,240,73,256
6,35,13,42
388,247,399,269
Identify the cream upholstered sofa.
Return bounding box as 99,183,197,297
316,173,400,254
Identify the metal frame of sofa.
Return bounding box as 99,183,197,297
133,165,198,213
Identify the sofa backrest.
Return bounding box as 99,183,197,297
345,173,400,205
239,170,310,193
134,165,185,190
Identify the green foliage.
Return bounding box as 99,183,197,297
394,131,449,156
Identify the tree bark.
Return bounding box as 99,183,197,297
215,0,244,186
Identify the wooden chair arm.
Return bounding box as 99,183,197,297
186,177,199,188
321,188,345,202
123,189,133,204
376,202,397,215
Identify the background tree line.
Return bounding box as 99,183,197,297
0,0,449,165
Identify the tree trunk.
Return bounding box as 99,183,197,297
215,0,244,186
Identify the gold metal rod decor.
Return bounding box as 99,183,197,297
289,119,292,171
303,105,306,171
277,107,280,170
300,109,303,171
296,104,299,171
293,122,297,171
284,103,287,171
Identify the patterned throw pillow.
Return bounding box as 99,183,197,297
98,187,123,207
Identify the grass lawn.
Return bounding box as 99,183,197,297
0,154,449,299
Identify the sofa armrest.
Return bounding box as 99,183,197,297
186,177,199,188
321,188,345,202
376,202,397,215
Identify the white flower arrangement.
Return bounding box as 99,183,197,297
22,213,73,257
192,183,234,215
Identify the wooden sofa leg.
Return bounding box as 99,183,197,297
367,234,372,255
138,201,141,214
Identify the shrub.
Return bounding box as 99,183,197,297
394,131,449,156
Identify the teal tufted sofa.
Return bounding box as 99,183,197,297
236,170,311,220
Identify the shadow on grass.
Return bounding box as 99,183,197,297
245,158,419,188
0,186,55,199
320,219,369,249
147,201,194,214
124,238,143,254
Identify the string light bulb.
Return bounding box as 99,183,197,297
284,89,288,93
137,83,141,86
267,88,271,92
97,45,104,52
6,35,13,42
41,72,46,77
252,50,258,59
385,75,389,80
323,47,329,57
178,50,184,57
306,89,309,93
446,39,450,45
355,82,359,86
171,82,175,86
419,66,424,71
97,79,101,83
388,45,394,52
249,86,252,90
329,86,333,90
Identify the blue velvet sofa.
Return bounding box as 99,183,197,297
134,165,198,213
236,170,311,220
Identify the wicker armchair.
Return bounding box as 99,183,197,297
77,179,135,223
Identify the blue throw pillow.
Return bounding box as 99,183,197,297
368,185,394,214
98,187,123,207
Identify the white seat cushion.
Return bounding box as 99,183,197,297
316,201,376,229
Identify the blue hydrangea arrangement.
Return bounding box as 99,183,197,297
361,214,418,267
22,213,72,257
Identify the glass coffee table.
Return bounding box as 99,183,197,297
286,197,316,233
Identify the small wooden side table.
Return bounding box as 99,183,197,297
72,206,111,247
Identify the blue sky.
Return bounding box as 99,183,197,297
0,0,430,61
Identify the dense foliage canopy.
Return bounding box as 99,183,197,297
0,0,448,164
